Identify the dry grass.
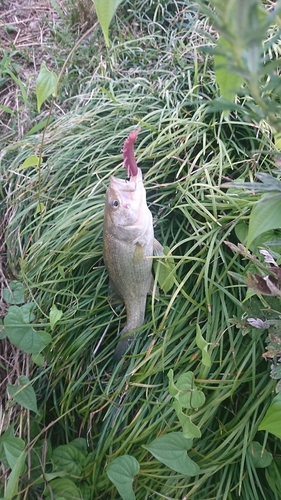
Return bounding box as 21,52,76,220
0,0,97,143
0,0,60,141
0,0,58,49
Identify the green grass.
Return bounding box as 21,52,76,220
1,1,281,499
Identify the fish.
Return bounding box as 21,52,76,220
103,128,163,359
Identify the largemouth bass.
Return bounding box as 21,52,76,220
103,129,163,359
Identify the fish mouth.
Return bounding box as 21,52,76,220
110,167,143,192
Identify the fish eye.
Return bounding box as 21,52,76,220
111,200,119,208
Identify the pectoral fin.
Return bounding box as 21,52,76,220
153,238,164,256
108,279,123,306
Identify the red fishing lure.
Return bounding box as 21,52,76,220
122,128,141,177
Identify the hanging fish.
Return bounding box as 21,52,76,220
103,129,163,359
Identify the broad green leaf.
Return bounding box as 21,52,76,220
195,325,207,351
44,478,82,500
3,451,26,500
143,432,200,476
69,438,88,457
18,155,42,170
258,393,281,438
195,325,211,367
175,372,206,409
214,37,244,102
0,426,14,469
50,304,63,330
2,436,25,470
106,455,140,500
247,194,281,247
2,281,26,305
8,375,38,414
94,0,124,46
79,481,91,500
36,61,58,112
167,369,178,397
173,400,201,439
0,424,15,440
32,352,45,367
27,117,55,135
52,444,85,476
265,458,281,497
44,471,67,481
201,349,211,367
155,246,175,293
21,302,36,323
4,305,52,354
168,370,205,409
35,202,46,215
234,221,248,245
247,441,273,468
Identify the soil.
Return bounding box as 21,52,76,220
0,0,61,136
0,0,58,49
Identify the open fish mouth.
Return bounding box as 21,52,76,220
110,168,142,192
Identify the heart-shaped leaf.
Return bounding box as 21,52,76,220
196,325,211,367
143,432,200,476
258,393,281,439
247,194,281,247
8,375,38,414
4,305,51,354
3,451,26,500
36,61,58,112
173,400,201,439
248,441,273,468
106,455,139,500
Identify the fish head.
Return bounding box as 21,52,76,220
104,167,151,236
